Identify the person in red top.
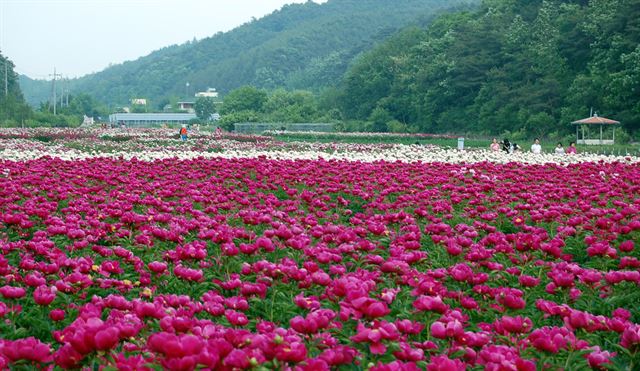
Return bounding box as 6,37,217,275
180,125,188,141
566,141,577,154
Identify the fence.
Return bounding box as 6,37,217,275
234,123,334,134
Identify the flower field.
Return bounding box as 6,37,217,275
0,128,637,164
1,129,640,370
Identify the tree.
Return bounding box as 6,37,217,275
0,53,32,125
369,106,392,132
194,97,216,121
263,89,319,122
218,110,260,131
65,93,105,118
220,86,267,114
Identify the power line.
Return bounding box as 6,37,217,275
13,66,49,80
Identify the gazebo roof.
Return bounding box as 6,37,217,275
571,115,620,125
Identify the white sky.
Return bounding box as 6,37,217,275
1,0,327,79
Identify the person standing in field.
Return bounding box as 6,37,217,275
502,139,512,154
531,138,542,154
490,138,500,152
555,142,565,154
180,125,188,141
566,141,577,154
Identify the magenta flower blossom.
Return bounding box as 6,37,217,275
426,355,466,371
620,325,640,350
0,286,26,299
493,315,533,335
430,320,464,340
413,295,449,313
148,261,168,274
0,337,53,364
351,321,400,354
586,346,615,369
477,345,535,371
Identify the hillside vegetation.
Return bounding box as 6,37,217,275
20,0,475,107
0,53,31,125
335,0,640,136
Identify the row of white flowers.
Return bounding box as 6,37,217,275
2,142,636,165
0,128,636,164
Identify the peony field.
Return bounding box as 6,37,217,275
1,128,639,370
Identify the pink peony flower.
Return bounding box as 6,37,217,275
33,285,57,306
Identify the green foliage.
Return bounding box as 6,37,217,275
0,53,33,126
19,0,476,107
31,111,80,128
263,89,319,123
219,86,329,126
336,0,640,136
220,86,268,115
194,97,216,121
368,106,393,133
218,110,261,130
130,104,147,113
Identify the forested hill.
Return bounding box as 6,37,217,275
337,0,640,135
1,53,31,123
20,0,476,107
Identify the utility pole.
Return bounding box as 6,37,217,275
4,62,8,97
65,77,69,107
49,67,62,115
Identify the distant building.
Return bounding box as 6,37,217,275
195,88,219,99
177,101,195,113
131,98,147,105
108,113,196,127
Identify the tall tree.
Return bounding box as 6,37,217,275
194,97,216,121
220,86,268,114
0,53,32,125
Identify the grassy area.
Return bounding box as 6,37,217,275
267,132,640,156
269,132,466,146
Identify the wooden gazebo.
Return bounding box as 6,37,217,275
571,114,620,145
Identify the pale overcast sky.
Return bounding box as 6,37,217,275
1,0,327,79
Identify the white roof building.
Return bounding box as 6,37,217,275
195,88,218,98
131,98,147,105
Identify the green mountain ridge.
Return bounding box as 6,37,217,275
20,0,476,107
334,0,640,135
